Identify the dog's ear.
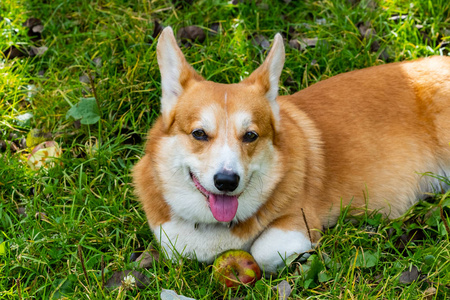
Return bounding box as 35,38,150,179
246,33,285,125
157,27,203,127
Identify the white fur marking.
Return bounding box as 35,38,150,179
232,111,253,134
198,105,219,134
157,28,184,119
262,33,284,127
154,219,251,262
251,228,312,274
225,92,228,145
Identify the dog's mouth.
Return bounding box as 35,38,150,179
190,172,239,223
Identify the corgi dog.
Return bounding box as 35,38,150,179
133,27,450,273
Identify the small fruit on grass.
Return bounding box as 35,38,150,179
213,249,261,288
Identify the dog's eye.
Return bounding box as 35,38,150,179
243,131,258,143
192,129,208,141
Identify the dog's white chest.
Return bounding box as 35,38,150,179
153,219,252,263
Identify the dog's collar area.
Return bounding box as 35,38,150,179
194,221,235,230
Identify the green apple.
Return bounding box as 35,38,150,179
213,249,261,288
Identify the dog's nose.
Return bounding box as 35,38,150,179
214,172,240,192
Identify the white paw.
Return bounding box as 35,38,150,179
250,228,312,274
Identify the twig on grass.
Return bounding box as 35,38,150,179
301,208,313,244
78,244,90,286
87,70,103,145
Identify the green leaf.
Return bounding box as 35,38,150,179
367,213,383,226
303,278,314,289
303,255,324,288
354,250,379,268
423,255,435,266
66,97,100,125
52,276,76,299
442,196,450,208
318,270,332,283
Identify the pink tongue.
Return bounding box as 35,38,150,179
209,193,239,222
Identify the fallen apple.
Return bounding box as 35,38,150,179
213,249,261,288
27,141,62,170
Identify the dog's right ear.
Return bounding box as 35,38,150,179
157,27,203,128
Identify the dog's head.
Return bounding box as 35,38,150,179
154,27,285,224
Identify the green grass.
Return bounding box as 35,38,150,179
1,0,450,298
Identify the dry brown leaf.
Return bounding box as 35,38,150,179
178,26,206,43
399,265,420,284
252,34,270,50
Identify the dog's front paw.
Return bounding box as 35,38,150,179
250,228,312,274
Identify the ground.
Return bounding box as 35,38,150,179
0,0,449,299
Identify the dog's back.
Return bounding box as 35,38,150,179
281,56,450,222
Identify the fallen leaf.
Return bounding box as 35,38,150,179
354,250,379,268
27,141,62,170
399,265,420,284
423,287,437,300
29,46,48,57
252,34,270,50
357,21,376,39
52,275,76,299
301,37,318,47
288,39,303,51
79,74,91,84
66,97,100,125
133,248,160,268
160,289,196,300
31,24,44,34
178,26,206,43
93,57,102,68
272,280,292,300
105,270,150,290
16,207,27,217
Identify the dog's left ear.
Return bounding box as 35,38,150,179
157,27,203,128
246,33,285,125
